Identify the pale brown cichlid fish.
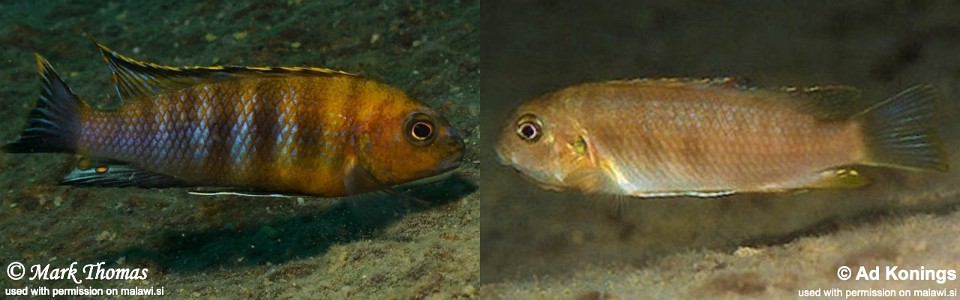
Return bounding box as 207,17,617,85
495,78,949,198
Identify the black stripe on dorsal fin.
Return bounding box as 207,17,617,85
91,39,357,103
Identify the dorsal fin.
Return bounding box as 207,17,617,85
91,40,357,103
700,76,753,89
614,76,755,90
780,85,866,120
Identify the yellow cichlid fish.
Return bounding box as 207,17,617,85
4,41,464,197
495,78,949,198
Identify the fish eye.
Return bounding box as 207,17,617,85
515,114,542,142
404,112,437,146
517,123,539,140
411,121,434,140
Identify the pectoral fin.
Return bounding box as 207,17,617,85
340,156,394,193
625,190,736,198
685,190,737,198
186,186,302,198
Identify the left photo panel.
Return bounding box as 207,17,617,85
0,1,479,298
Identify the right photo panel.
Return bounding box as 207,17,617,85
481,1,960,298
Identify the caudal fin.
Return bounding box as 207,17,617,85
2,54,88,153
858,84,948,172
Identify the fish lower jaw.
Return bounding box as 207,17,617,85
493,144,515,167
437,153,463,174
393,167,459,190
511,169,566,192
534,182,566,192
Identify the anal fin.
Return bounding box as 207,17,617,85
60,159,187,188
804,168,871,189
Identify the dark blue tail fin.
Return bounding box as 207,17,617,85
3,54,88,153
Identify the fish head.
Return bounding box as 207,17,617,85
358,97,464,187
495,93,590,192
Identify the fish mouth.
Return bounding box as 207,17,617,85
493,144,510,166
397,152,462,190
437,127,465,174
437,151,463,174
